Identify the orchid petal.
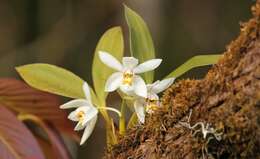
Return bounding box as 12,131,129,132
119,84,134,96
80,115,98,145
99,51,123,71
133,59,162,74
60,99,90,109
105,72,123,92
146,80,160,91
133,75,147,98
152,78,175,94
68,111,78,121
83,82,92,104
147,92,159,101
81,107,98,125
134,100,145,123
122,57,139,69
74,122,85,131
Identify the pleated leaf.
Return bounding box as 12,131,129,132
0,78,78,140
0,106,45,159
19,114,71,159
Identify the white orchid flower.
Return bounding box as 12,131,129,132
134,78,175,123
99,51,162,98
60,82,121,145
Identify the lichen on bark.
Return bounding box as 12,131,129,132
105,1,260,159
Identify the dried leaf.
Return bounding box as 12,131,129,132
0,78,78,140
0,106,45,159
19,114,71,159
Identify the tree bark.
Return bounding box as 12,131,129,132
105,1,260,159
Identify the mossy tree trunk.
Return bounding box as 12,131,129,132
105,2,260,159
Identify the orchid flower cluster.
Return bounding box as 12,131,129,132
60,82,120,145
16,5,220,148
60,51,174,145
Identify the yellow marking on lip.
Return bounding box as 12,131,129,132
77,111,85,124
146,98,159,112
123,70,134,86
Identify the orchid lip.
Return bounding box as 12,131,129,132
76,110,86,124
122,70,134,86
145,98,160,112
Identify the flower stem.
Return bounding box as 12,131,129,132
97,101,119,147
119,99,126,135
106,118,118,149
98,107,121,117
99,106,121,146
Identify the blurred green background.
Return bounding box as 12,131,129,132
0,0,253,158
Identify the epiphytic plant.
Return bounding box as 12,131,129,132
16,5,221,149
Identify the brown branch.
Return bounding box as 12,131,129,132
105,1,260,159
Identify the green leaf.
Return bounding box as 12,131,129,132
92,27,124,104
124,5,156,83
16,63,98,105
165,55,222,79
16,63,84,99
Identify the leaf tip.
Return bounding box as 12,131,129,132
123,3,129,10
15,65,28,79
109,26,122,34
15,65,23,72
